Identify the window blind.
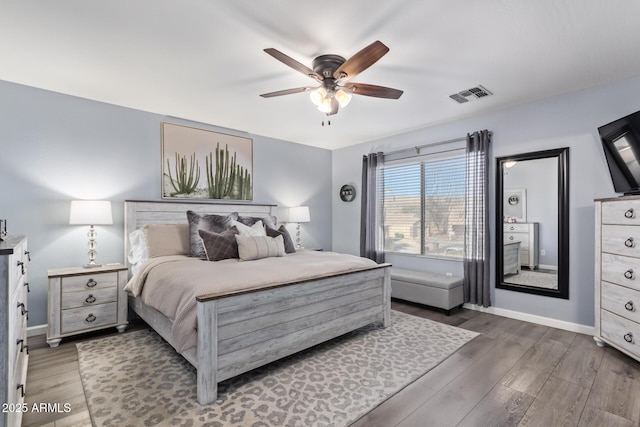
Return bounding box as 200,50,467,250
380,149,466,259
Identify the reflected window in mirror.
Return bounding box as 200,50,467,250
496,148,569,299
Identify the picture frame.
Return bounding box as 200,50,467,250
503,188,527,222
161,122,253,200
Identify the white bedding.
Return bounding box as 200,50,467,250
124,250,379,352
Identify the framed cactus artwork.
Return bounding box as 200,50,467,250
161,122,253,200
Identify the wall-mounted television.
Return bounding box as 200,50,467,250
599,110,640,195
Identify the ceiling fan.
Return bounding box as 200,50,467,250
260,40,403,116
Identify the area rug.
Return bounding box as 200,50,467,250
77,310,479,427
504,269,558,289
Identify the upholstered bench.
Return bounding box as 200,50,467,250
390,268,464,315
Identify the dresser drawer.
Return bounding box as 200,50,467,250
61,302,117,334
600,310,640,357
601,252,640,290
504,232,529,246
61,287,117,310
602,199,640,226
601,225,640,257
602,281,640,323
61,272,117,293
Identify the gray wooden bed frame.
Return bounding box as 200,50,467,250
124,200,391,405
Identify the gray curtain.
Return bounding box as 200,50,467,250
464,130,491,307
360,152,385,263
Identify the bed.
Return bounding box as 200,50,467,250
124,200,391,405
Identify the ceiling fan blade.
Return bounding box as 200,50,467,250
264,48,322,81
344,83,403,99
260,87,315,98
333,40,389,82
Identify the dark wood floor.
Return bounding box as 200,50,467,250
22,301,640,426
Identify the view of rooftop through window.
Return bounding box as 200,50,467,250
380,153,466,258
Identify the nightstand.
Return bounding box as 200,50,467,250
47,263,128,347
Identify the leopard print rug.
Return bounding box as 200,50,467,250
77,310,479,426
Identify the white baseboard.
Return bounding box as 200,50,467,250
463,304,595,336
27,324,47,338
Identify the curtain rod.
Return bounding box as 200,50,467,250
382,135,467,157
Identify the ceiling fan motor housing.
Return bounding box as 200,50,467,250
312,55,346,81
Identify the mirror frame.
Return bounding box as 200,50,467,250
496,147,569,299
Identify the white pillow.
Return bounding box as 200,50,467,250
235,234,285,261
127,229,148,274
231,219,266,237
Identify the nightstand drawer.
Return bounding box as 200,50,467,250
504,233,529,246
61,287,117,309
62,272,117,293
503,223,530,233
61,302,117,334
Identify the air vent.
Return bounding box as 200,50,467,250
449,85,493,104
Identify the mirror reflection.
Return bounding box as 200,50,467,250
502,158,558,290
496,147,569,299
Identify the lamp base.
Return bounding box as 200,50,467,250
83,263,102,269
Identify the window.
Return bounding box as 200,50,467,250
380,151,466,259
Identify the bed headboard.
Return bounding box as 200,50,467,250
124,200,277,271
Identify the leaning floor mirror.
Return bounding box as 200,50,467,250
496,147,569,299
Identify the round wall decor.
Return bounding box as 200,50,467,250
340,184,356,202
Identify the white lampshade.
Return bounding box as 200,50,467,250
288,206,310,223
69,200,113,225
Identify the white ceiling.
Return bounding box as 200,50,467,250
2,1,640,150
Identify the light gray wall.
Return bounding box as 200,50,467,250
332,74,640,328
0,80,332,327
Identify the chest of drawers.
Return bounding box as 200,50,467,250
595,197,640,362
47,264,128,347
0,236,30,427
503,222,539,269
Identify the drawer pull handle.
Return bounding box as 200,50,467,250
17,260,25,275
625,301,635,311
85,294,96,304
16,384,25,398
85,313,96,323
509,236,514,240
24,250,31,261
86,279,97,288
24,282,30,292
509,226,515,230
625,208,635,219
16,339,28,354
624,332,634,343
624,269,635,280
625,237,635,248
17,302,28,319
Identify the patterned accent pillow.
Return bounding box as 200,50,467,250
237,214,278,230
231,219,266,237
187,210,238,258
235,234,285,261
198,227,239,261
266,225,296,254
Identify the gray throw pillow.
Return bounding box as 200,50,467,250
266,225,296,254
187,210,238,258
237,214,278,230
198,227,239,261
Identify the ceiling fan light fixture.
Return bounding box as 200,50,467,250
317,97,333,113
335,89,352,108
309,87,327,106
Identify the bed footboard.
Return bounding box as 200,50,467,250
196,264,391,404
